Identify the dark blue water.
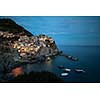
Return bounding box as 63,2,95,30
58,45,100,82
22,46,100,82
0,16,100,82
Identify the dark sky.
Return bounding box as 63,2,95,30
0,16,100,46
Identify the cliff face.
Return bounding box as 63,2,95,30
0,18,32,36
0,18,59,71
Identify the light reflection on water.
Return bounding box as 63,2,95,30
11,67,23,77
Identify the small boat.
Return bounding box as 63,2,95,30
61,73,68,77
58,65,65,69
63,68,71,72
71,57,79,61
67,55,79,61
75,69,85,73
68,55,72,59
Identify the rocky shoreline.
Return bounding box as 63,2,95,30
0,18,79,82
0,18,62,82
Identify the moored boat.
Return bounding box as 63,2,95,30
75,68,85,73
61,73,68,77
63,68,71,72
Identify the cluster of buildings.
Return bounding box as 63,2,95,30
0,31,15,38
0,31,58,61
12,34,56,60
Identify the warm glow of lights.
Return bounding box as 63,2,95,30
11,67,23,77
17,46,21,49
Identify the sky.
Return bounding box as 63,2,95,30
0,16,100,46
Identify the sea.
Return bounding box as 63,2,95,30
22,45,100,83
0,16,100,82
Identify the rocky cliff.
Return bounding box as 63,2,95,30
0,18,59,73
0,18,32,36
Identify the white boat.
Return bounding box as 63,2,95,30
61,73,68,77
75,69,85,73
63,68,71,72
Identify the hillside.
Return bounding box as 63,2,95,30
0,18,60,82
0,18,32,36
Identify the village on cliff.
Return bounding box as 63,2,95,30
0,31,59,62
